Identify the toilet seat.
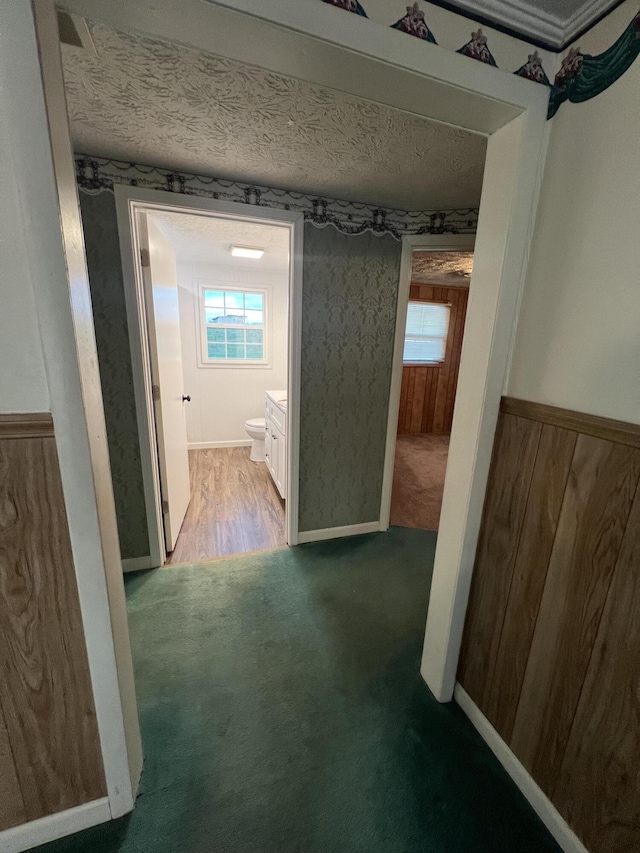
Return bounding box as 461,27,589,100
245,417,266,430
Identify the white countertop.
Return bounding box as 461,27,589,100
266,390,287,410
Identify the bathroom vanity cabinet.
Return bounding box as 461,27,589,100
265,390,287,500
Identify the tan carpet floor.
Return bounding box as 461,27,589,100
390,434,450,531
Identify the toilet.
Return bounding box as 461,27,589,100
245,417,266,462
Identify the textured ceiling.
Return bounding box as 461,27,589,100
149,212,290,269
411,251,474,286
61,22,487,211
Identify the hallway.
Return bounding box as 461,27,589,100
35,529,559,853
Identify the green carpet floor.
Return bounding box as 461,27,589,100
34,528,560,853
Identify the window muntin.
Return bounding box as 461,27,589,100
200,286,267,364
403,301,450,364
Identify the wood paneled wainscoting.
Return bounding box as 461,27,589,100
398,284,468,435
0,414,106,832
458,397,640,853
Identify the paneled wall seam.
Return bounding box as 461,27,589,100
486,421,542,722
504,425,578,743
549,472,640,803
460,397,640,851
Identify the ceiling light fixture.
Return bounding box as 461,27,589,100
231,245,264,259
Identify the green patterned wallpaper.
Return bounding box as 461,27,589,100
299,225,401,531
80,196,402,553
81,191,150,559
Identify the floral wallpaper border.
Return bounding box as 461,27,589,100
75,156,479,240
321,1,640,117
548,10,640,118
323,0,552,83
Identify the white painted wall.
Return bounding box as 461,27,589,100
176,261,288,446
508,0,640,424
0,104,49,414
0,3,138,847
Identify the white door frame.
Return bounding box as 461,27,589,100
114,186,304,566
379,233,476,531
66,0,549,706
27,0,552,844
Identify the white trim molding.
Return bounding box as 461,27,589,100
0,798,111,853
187,439,252,450
455,685,589,853
561,0,622,46
439,0,621,49
122,555,155,572
297,521,380,544
30,0,141,820
448,0,566,49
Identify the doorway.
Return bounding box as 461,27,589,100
389,246,474,533
115,189,304,568
30,0,550,828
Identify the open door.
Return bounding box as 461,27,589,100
138,213,191,552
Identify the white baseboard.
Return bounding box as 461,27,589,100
121,555,155,573
188,440,252,449
454,684,588,853
0,798,112,853
297,521,380,544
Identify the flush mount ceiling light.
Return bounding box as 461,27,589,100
231,245,264,259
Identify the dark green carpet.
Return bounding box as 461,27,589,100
34,528,559,853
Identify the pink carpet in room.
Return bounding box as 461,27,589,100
390,434,450,531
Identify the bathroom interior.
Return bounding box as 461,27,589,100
146,210,291,564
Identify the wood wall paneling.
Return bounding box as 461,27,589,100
0,426,106,829
0,412,54,440
457,412,541,709
510,435,640,793
398,284,468,435
458,397,640,853
486,424,577,739
0,702,26,828
501,396,640,449
553,483,640,853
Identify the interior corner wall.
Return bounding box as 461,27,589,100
299,224,401,532
176,260,288,446
80,191,150,560
508,0,640,425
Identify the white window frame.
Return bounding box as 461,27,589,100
403,300,451,366
197,282,270,368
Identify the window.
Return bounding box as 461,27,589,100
200,286,267,365
403,301,450,364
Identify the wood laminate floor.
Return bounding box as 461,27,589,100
167,447,286,565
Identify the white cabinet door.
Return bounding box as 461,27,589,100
265,421,274,479
271,423,286,500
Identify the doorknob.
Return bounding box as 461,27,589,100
182,395,191,402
